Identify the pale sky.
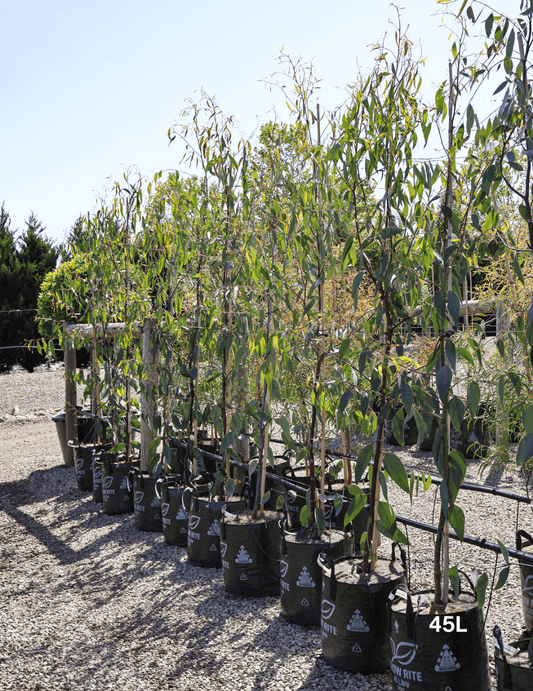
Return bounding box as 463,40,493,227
0,0,490,243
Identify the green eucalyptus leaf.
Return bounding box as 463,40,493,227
391,410,405,447
352,272,364,311
445,340,456,373
377,502,408,544
353,444,373,484
315,506,325,535
449,505,465,541
456,346,474,367
517,434,533,466
448,396,465,432
522,405,533,435
436,365,452,403
299,504,312,528
449,565,460,597
401,380,413,417
447,290,460,326
383,452,409,492
468,381,480,419
495,565,510,591
497,540,510,565
225,478,235,501
338,389,353,415
475,572,488,609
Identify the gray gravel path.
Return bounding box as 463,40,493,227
0,366,531,690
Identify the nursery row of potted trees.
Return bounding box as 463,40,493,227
40,2,533,688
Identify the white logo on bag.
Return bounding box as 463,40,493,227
209,544,217,552
523,575,533,596
162,503,170,517
240,573,248,581
296,567,315,588
390,638,418,666
180,527,187,533
75,458,84,470
435,644,460,673
352,644,362,653
321,600,336,620
220,542,228,557
188,515,201,530
347,610,370,632
207,521,220,537
176,507,187,520
324,505,333,521
301,598,310,607
103,477,113,489
135,491,144,503
94,467,101,479
235,546,253,564
280,560,289,578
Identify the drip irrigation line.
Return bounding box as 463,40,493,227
0,345,42,351
422,475,531,505
268,436,532,506
197,448,533,565
395,514,533,566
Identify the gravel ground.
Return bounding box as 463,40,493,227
0,365,531,690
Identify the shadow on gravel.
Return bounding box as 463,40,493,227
0,464,170,569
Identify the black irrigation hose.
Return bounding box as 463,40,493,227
201,449,311,497
267,436,533,506
193,449,533,565
420,475,532,505
395,513,533,566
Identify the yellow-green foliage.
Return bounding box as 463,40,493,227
37,254,92,338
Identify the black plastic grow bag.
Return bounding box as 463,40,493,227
220,509,281,597
100,453,139,515
128,468,163,532
280,527,353,626
389,586,490,690
319,547,405,674
187,494,246,567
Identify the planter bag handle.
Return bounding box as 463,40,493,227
516,529,533,552
281,465,298,481
493,625,513,690
388,584,418,641
391,542,408,572
317,552,337,600
155,476,166,501
183,485,196,514
457,568,476,595
219,507,227,541
279,516,290,556
68,437,81,449
127,466,144,493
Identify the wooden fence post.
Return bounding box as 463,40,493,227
64,323,77,467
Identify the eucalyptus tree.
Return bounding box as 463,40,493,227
450,0,533,475
170,93,254,494
328,26,435,570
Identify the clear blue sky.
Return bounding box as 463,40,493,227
0,0,487,243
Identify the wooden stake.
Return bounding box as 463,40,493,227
64,322,77,468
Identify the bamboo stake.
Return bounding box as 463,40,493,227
317,103,327,506
441,60,455,607
140,318,158,472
